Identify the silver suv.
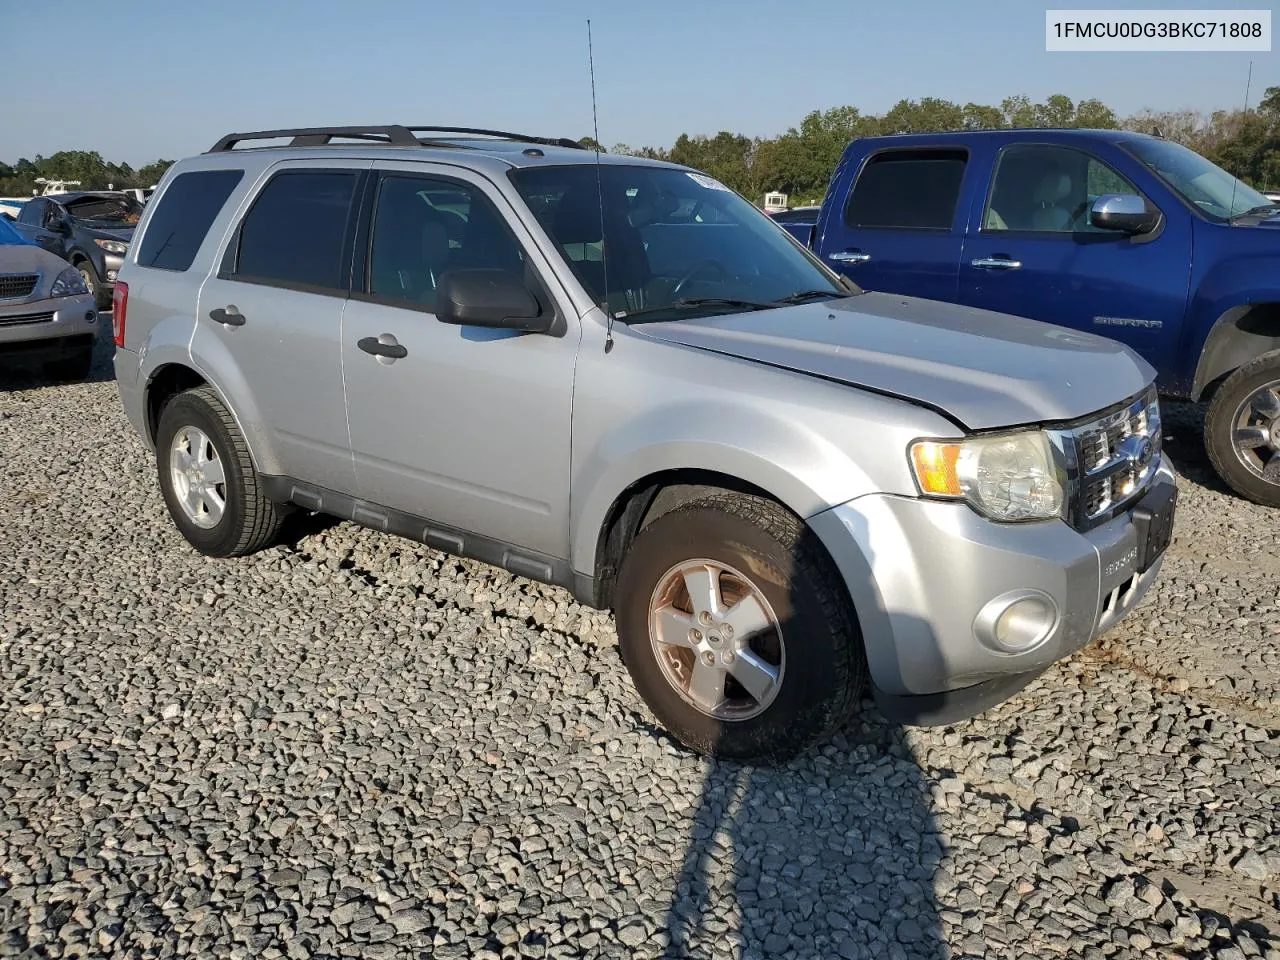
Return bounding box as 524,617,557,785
112,125,1177,763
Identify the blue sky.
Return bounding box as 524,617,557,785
2,0,1274,166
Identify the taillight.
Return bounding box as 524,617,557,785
112,281,128,347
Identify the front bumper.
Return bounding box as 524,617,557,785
0,293,100,350
808,455,1176,723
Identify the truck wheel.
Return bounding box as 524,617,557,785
1205,352,1280,508
155,385,286,557
43,342,93,382
614,492,865,764
75,260,110,312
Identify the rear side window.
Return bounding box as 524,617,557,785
230,170,360,292
136,169,244,271
844,149,968,230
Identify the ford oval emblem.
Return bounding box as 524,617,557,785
1118,434,1154,470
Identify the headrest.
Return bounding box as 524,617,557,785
1034,173,1072,205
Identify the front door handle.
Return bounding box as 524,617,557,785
829,250,871,264
970,257,1022,270
358,334,408,360
209,306,246,326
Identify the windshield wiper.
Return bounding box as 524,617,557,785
614,297,775,322
1229,203,1280,221
773,289,842,305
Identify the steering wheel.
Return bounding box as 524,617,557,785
671,258,730,299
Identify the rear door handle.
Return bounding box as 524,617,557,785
970,257,1022,270
829,250,871,264
358,335,408,360
209,306,246,326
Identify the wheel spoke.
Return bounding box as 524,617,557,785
1235,425,1271,450
728,649,780,704
200,486,226,520
184,485,203,518
1252,387,1280,419
201,456,226,487
172,446,193,472
1263,451,1280,483
653,605,695,648
686,659,727,712
682,565,724,619
722,594,773,643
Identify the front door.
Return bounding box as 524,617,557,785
195,160,371,492
957,142,1192,374
340,163,579,558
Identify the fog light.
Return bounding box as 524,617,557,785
85,310,96,323
107,270,118,281
974,590,1059,654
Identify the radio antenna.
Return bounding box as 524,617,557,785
1229,59,1253,218
587,19,614,353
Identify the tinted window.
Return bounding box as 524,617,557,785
17,200,43,225
137,169,244,271
844,150,967,230
983,145,1142,233
233,170,359,291
367,175,526,310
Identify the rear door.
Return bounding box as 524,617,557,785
195,159,371,493
817,147,970,301
957,142,1192,371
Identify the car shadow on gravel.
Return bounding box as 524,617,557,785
0,325,117,393
660,525,945,960
1158,399,1232,495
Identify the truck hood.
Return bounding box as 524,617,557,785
631,292,1155,430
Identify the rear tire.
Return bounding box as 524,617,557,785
614,492,865,764
43,342,93,382
1205,351,1280,508
155,385,286,557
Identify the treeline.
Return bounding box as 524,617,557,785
0,152,174,197
7,89,1279,205
590,89,1280,204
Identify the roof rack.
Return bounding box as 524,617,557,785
207,125,586,154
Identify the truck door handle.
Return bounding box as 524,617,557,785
209,306,246,326
358,335,408,360
829,251,871,264
970,257,1022,270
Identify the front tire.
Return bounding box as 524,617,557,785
1205,352,1280,507
75,260,110,312
155,386,286,557
614,493,865,764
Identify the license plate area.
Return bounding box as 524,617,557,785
1130,481,1177,573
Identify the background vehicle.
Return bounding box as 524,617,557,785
769,205,822,243
804,129,1280,506
112,125,1172,763
10,191,140,310
0,215,100,379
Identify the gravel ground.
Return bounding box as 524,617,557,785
0,336,1277,960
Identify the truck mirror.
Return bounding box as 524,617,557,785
1090,194,1160,235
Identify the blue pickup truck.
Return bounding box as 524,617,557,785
788,129,1280,507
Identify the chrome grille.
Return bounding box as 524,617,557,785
0,273,39,300
1065,385,1161,528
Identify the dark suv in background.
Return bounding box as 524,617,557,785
12,192,142,310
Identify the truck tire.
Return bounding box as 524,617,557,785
43,342,94,382
614,492,865,764
155,385,286,557
1205,352,1280,508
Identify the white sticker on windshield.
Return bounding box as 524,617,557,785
687,172,731,191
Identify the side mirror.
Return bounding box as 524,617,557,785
1090,194,1160,235
435,268,550,333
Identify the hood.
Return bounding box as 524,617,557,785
631,292,1155,430
0,242,74,278
82,226,135,241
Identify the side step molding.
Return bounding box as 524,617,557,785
260,476,595,606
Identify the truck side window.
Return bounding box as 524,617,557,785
844,149,968,230
984,145,1142,233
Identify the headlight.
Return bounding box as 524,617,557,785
94,238,129,255
49,266,90,298
910,430,1064,522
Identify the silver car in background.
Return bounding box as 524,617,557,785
111,125,1176,763
0,217,100,380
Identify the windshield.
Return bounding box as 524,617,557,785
1127,138,1272,220
64,195,143,228
508,164,847,320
